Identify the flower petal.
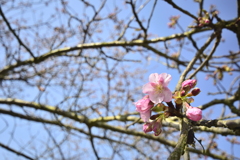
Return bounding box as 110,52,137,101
140,110,151,122
149,73,159,83
142,83,154,94
159,73,172,86
143,123,153,133
163,87,172,102
149,92,164,103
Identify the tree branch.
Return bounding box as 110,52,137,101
0,5,35,58
164,0,198,20
0,142,34,160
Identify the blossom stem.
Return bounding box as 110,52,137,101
166,101,176,116
166,101,175,109
175,102,182,113
166,101,183,118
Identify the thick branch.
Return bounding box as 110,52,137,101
199,87,240,116
0,28,211,77
0,98,89,123
193,119,240,131
0,106,233,160
167,117,189,160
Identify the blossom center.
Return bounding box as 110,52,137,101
155,85,163,93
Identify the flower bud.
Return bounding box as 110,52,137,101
143,120,163,136
182,79,197,90
134,95,154,122
185,103,202,121
191,88,201,96
143,123,153,133
204,19,210,24
186,107,202,121
180,90,186,97
182,85,191,93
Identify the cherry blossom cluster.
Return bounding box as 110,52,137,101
197,8,219,27
198,17,210,27
134,73,202,136
167,15,180,29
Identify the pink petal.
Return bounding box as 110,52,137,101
159,73,172,86
140,110,151,122
163,87,172,102
142,83,154,94
149,73,159,83
140,100,150,111
186,107,202,121
149,92,164,104
143,123,153,133
150,82,158,87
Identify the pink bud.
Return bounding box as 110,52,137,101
180,90,186,96
185,103,202,121
143,120,163,136
134,95,154,122
204,19,210,24
182,79,197,89
143,123,153,133
191,88,201,96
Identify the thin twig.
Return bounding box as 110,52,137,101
188,29,222,79
0,142,34,160
0,5,35,58
164,0,198,20
128,0,147,38
175,31,218,91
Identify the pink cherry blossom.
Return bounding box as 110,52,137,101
142,73,172,103
134,95,154,122
185,102,202,121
